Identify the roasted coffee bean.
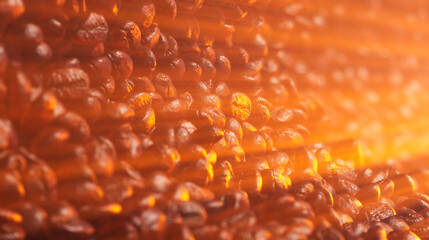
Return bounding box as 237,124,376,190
153,32,170,60
86,136,116,178
383,216,410,231
154,0,177,21
396,207,424,226
357,202,396,222
388,230,420,240
164,200,207,227
192,225,232,240
108,21,142,53
138,207,167,240
108,50,134,80
153,72,177,99
131,46,157,76
11,201,47,239
334,194,362,219
109,128,143,161
192,125,224,149
133,106,156,133
99,101,135,126
45,217,94,240
95,217,139,240
141,23,161,49
121,0,155,29
391,174,416,196
356,183,381,204
44,67,90,101
70,12,108,46
53,111,90,142
131,144,179,173
58,180,104,207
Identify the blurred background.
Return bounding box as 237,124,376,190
274,0,429,164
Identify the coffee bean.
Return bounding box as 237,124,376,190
108,21,142,53
70,12,108,46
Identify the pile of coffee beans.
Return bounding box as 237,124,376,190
0,0,428,239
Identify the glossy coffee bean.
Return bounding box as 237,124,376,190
70,12,108,46
108,21,142,53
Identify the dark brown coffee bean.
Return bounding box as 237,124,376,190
58,180,104,207
410,218,429,239
157,121,183,144
95,217,138,240
141,23,161,49
334,194,362,219
43,67,90,101
132,46,157,75
342,222,368,239
173,158,213,186
109,128,143,161
182,182,214,203
99,177,134,203
133,76,155,92
85,136,116,178
213,49,231,82
365,225,387,240
137,207,167,240
121,0,155,29
108,50,134,79
165,200,207,227
39,15,67,45
131,144,179,173
310,225,345,240
11,201,47,239
397,207,424,226
192,225,232,240
383,216,410,231
153,72,177,99
132,107,156,133
22,160,57,203
388,229,420,240
53,111,91,142
357,202,396,222
99,101,135,126
153,32,169,60
192,125,224,149
30,127,70,159
111,78,135,100
70,12,108,46
154,0,176,22
45,217,94,240
211,160,234,194
108,21,142,53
